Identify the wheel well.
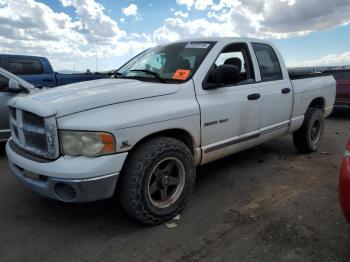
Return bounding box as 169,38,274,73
309,97,325,110
132,129,195,154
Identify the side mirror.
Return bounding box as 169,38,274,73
203,64,239,90
215,64,239,85
8,79,23,92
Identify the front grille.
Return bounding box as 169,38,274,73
24,132,48,152
9,107,59,159
22,111,45,128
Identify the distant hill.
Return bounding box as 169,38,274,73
288,65,350,74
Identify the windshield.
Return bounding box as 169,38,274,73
115,41,216,83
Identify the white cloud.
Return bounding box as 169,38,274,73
194,0,213,10
172,0,350,39
122,3,138,17
60,0,125,44
0,0,152,71
174,11,189,18
152,17,230,43
287,51,350,67
1,0,350,71
176,0,213,10
176,0,194,10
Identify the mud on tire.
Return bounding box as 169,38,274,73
293,107,324,153
118,137,196,225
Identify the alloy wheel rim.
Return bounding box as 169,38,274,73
147,157,185,209
311,118,321,143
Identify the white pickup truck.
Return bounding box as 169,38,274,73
6,38,335,225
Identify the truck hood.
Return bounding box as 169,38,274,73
8,78,181,117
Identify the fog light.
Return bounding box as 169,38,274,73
54,183,77,202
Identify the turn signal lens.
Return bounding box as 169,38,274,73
100,133,115,154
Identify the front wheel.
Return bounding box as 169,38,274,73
293,107,324,153
118,137,196,225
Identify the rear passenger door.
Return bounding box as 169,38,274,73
251,43,293,141
4,57,56,87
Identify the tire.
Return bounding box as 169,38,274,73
293,107,324,153
118,137,196,225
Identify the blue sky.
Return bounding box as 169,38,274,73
1,0,350,71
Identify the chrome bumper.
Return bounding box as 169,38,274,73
6,140,128,202
8,160,119,202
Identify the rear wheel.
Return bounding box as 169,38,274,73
118,137,195,225
293,107,324,153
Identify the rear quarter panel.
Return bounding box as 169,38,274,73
290,76,335,131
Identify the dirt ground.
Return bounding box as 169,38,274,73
0,108,349,262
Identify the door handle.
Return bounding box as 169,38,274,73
42,79,54,82
247,93,261,100
281,88,291,94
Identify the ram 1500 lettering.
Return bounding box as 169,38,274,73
6,38,336,225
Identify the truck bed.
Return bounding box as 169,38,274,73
290,75,336,120
288,71,326,80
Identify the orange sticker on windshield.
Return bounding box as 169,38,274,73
172,69,190,80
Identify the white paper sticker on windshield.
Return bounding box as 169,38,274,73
185,42,210,49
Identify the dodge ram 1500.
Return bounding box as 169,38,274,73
6,38,336,225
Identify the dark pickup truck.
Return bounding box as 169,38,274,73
0,54,108,87
321,69,350,108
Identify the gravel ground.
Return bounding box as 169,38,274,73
0,108,349,262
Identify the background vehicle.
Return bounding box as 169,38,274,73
0,54,108,87
6,38,336,225
340,138,350,223
0,67,34,141
322,69,350,108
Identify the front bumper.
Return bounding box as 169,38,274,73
6,140,128,202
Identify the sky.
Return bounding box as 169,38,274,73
0,0,350,72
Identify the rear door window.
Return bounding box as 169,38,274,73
252,43,283,82
5,58,44,75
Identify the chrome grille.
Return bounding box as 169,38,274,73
22,111,45,128
9,107,59,159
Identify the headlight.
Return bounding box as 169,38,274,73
60,131,116,157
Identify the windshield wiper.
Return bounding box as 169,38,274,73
130,69,165,83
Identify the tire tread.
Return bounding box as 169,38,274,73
119,137,195,225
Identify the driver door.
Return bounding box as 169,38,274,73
196,43,261,164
